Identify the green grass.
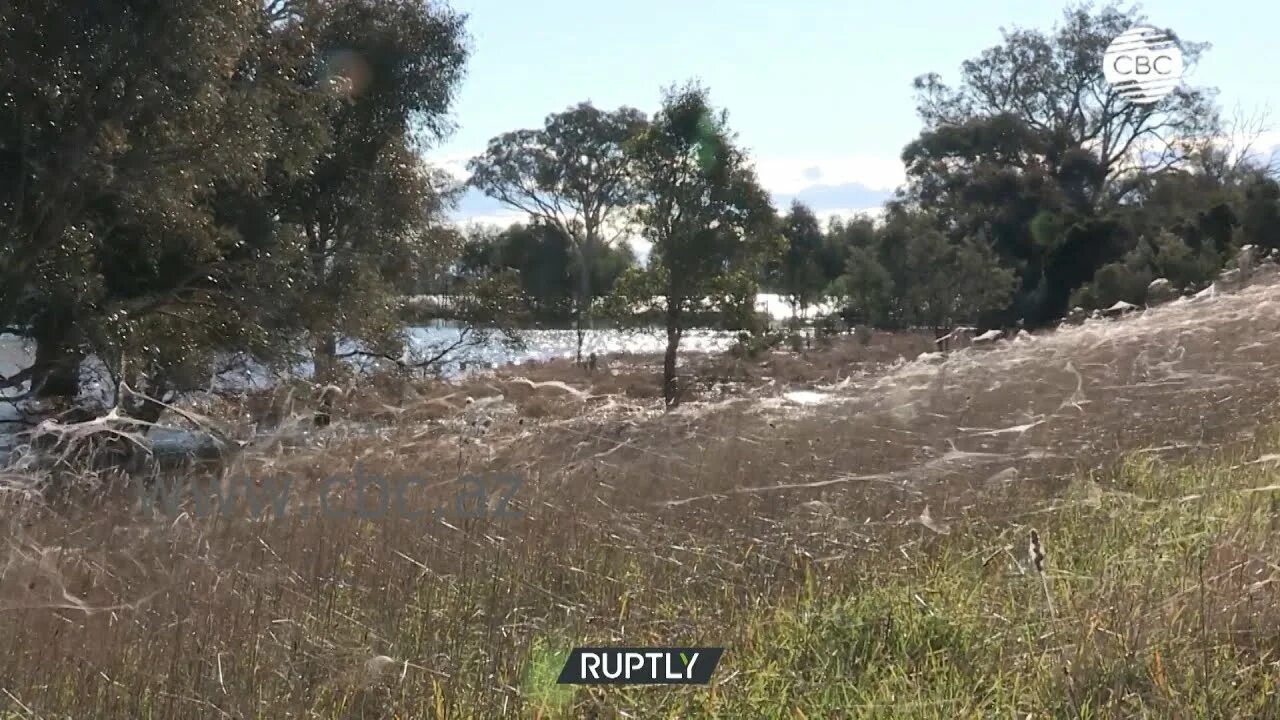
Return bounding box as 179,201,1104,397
524,451,1280,719
5,426,1280,718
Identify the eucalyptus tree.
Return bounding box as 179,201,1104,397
468,102,647,361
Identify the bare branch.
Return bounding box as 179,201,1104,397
0,367,33,391
337,327,476,371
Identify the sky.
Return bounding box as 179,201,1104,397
427,1,1280,228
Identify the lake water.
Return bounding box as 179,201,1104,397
394,292,825,375
0,291,826,431
402,325,740,377
0,324,744,403
0,291,836,458
1,293,817,386
0,324,743,455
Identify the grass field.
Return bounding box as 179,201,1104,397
3,277,1280,718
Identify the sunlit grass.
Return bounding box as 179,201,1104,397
3,337,1280,718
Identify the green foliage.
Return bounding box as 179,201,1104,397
274,0,469,381
767,201,827,313
1071,228,1223,310
827,247,892,327
901,3,1224,327
0,0,470,406
467,102,648,358
467,103,647,230
729,329,787,359
819,215,877,283
621,82,777,403
521,637,575,716
457,222,637,324
4,0,1278,421
823,209,1015,331
949,235,1019,324
566,444,1280,718
600,265,666,327
1071,261,1152,310
1,0,330,399
1240,174,1280,251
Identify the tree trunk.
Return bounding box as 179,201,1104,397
801,301,811,349
312,332,338,426
574,239,593,364
934,326,951,353
305,220,337,388
30,307,82,401
663,306,683,408
312,333,338,382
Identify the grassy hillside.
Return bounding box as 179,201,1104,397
3,278,1280,718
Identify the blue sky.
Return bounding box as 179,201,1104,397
429,1,1279,225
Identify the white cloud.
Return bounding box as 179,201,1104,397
445,208,653,259
1087,125,1280,178
433,147,905,195
434,147,901,235
814,206,887,226
451,209,527,229
752,153,906,195
429,151,473,182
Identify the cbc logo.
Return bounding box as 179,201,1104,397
1102,26,1184,105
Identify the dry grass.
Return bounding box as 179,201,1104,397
3,281,1280,717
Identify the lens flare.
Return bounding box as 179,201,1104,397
321,49,372,99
